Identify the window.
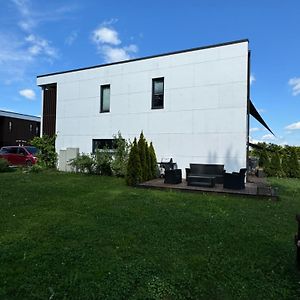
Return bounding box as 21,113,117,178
92,139,116,153
152,77,164,109
100,85,110,113
8,121,12,132
29,124,33,132
18,147,27,155
35,126,39,135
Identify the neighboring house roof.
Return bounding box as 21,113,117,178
0,110,40,122
37,39,249,79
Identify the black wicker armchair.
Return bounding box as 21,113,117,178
223,168,247,190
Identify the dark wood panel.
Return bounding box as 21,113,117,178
42,85,57,137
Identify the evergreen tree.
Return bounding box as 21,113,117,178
126,138,142,186
144,141,151,180
138,131,148,181
149,142,158,179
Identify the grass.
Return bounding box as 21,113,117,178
0,171,299,299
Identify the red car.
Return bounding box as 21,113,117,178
0,146,38,166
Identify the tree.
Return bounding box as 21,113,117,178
138,131,148,181
266,152,283,177
149,142,158,179
259,148,269,169
281,152,289,177
289,148,300,178
126,138,142,186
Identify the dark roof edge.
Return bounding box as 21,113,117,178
37,39,249,79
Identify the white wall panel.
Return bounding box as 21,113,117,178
38,41,249,176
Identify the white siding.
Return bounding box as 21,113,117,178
37,41,249,175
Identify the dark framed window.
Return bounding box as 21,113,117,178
152,77,164,109
29,124,33,132
100,84,110,113
92,139,115,153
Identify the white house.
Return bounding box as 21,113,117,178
37,39,252,176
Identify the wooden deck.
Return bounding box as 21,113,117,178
138,176,278,199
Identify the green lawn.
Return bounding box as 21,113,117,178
0,171,299,299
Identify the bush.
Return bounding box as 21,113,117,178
126,138,142,186
288,148,300,178
258,148,269,168
94,149,112,176
30,135,57,169
265,152,283,177
111,132,129,177
69,153,94,174
0,158,9,172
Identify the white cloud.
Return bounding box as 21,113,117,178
289,77,300,96
250,127,261,133
65,31,78,46
26,34,58,58
285,121,300,130
92,27,121,46
250,74,255,85
19,88,36,100
261,134,275,140
91,22,139,63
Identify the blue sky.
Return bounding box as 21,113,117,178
0,0,299,145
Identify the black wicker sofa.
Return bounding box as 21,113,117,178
186,164,225,187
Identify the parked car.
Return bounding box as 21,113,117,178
0,146,38,166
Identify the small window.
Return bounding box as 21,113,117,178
100,85,110,113
35,126,39,135
8,121,12,132
92,139,116,153
29,124,33,132
152,77,164,109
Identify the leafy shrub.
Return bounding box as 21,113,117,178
288,148,300,178
0,158,9,172
28,164,45,173
111,132,129,177
69,153,94,174
265,152,283,177
258,148,269,168
94,149,112,176
30,135,57,169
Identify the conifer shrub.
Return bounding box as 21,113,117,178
126,138,142,186
138,132,148,181
149,142,158,179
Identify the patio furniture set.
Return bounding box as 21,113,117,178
159,159,247,190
